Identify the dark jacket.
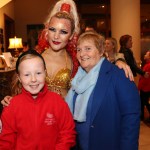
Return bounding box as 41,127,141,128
119,48,145,76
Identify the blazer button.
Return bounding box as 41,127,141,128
91,125,94,128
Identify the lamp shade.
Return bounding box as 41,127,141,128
8,36,23,49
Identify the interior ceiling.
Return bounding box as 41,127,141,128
75,0,150,4
75,0,150,23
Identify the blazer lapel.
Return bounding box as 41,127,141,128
91,59,113,123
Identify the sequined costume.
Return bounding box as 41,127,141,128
38,27,79,97
45,45,78,98
46,67,71,97
38,31,79,97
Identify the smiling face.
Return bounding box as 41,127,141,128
77,39,102,72
47,17,73,51
18,57,46,98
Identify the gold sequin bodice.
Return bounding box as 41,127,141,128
45,50,71,97
46,68,71,96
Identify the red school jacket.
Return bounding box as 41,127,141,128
0,85,76,150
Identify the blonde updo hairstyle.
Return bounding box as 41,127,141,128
45,0,80,35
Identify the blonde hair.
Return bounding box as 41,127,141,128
45,0,80,35
106,37,118,53
77,31,105,55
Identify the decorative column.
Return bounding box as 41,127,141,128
111,0,141,84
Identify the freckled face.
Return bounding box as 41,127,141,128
77,40,102,72
48,17,72,51
18,57,46,98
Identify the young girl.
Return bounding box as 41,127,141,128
0,50,76,149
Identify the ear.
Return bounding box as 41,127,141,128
17,74,21,83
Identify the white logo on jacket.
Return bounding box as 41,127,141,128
44,113,56,125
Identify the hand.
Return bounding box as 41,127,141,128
115,61,134,81
144,72,150,78
1,96,12,107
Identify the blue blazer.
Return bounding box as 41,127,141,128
86,59,140,150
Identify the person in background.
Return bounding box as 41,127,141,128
18,41,30,56
85,25,95,32
138,51,150,122
66,31,140,150
105,37,134,80
105,37,125,64
0,50,76,149
119,34,149,78
22,42,30,52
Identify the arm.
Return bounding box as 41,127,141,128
123,50,145,76
0,101,17,149
1,96,12,107
115,70,140,150
55,100,76,150
115,60,134,81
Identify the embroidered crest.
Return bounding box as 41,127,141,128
44,113,56,125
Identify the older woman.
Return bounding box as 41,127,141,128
66,31,140,150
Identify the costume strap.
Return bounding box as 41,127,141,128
60,3,70,13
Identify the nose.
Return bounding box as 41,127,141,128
80,49,87,57
31,75,37,82
54,31,59,39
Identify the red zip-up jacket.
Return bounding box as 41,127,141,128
0,85,76,150
138,61,150,92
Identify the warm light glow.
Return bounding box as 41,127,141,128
8,36,23,49
0,0,12,8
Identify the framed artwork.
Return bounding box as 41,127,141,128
27,24,44,48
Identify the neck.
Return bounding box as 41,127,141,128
107,51,114,58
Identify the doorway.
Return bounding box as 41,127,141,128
4,14,15,52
